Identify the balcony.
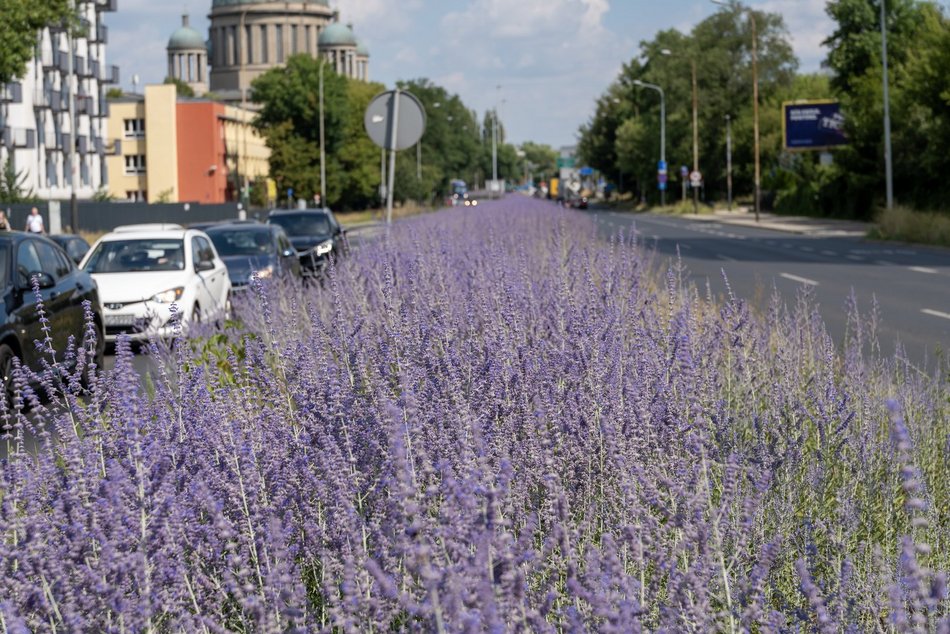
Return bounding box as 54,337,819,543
74,55,88,77
60,132,71,151
89,60,100,80
0,83,23,103
33,88,51,108
77,135,89,154
101,65,119,84
76,95,94,115
93,24,108,44
2,128,38,150
58,51,70,73
94,0,117,11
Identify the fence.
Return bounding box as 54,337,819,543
0,201,246,235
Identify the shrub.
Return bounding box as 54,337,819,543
0,198,947,631
872,205,950,248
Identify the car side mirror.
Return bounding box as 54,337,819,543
23,271,55,290
196,259,215,272
282,248,296,257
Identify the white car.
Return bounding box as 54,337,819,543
79,224,232,342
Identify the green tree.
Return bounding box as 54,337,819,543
520,141,558,182
0,159,35,203
579,6,797,205
164,76,195,98
0,0,73,84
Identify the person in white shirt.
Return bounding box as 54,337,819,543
25,207,44,234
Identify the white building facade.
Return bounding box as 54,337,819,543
0,0,119,201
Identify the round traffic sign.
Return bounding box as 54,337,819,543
689,170,703,186
364,90,427,151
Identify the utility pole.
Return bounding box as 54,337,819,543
67,0,79,231
240,10,249,208
491,110,498,199
691,58,699,214
726,115,734,210
881,0,894,209
319,58,326,205
751,10,761,221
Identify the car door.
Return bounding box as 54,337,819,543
191,235,228,314
275,229,299,277
13,240,70,367
44,242,89,347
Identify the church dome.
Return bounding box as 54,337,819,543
356,40,370,57
168,15,206,50
319,23,357,47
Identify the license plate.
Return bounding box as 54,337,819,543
105,314,137,327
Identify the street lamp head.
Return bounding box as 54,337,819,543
633,80,644,87
660,49,672,56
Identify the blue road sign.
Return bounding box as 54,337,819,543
658,160,668,173
680,165,689,177
579,166,594,176
659,182,668,191
287,188,294,198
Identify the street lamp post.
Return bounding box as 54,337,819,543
239,10,249,208
633,80,666,206
711,0,760,221
881,0,894,209
692,58,700,213
318,58,326,205
725,114,733,210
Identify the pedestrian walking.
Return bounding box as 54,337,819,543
0,209,10,231
25,207,44,234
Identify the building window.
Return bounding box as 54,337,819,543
245,24,253,65
123,118,145,138
125,190,146,202
81,157,90,187
230,26,238,65
291,25,298,54
124,154,146,175
304,25,311,54
276,25,283,63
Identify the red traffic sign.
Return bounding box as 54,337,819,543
689,170,703,186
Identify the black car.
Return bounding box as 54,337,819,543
0,232,104,402
267,208,347,276
204,223,301,290
49,234,91,264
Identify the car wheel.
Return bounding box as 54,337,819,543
0,344,17,412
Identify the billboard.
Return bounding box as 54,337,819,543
782,101,847,151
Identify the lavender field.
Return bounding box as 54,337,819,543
1,197,948,632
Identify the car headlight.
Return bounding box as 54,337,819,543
256,265,275,279
151,287,184,304
316,240,333,257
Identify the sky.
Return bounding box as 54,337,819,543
108,0,836,148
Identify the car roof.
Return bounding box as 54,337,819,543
113,223,185,233
205,223,273,233
269,208,331,216
98,229,191,241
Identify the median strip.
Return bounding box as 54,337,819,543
779,273,820,286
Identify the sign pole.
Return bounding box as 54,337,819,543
386,89,400,225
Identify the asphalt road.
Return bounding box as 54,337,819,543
589,209,950,367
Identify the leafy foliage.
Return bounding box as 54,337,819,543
163,76,195,98
0,159,36,203
0,0,73,84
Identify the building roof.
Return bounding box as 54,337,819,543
212,0,328,6
168,15,206,51
319,22,357,47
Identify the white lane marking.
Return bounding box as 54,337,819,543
717,254,738,262
821,250,837,256
910,266,938,274
922,309,950,321
780,273,820,286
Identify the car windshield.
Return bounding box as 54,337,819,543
84,239,185,273
270,213,331,237
207,229,273,257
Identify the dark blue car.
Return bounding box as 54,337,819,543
203,223,300,290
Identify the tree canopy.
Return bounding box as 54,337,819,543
0,0,73,84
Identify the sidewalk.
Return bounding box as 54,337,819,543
680,208,871,238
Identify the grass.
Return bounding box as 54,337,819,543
870,205,950,248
